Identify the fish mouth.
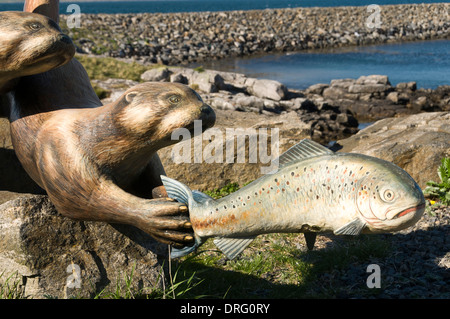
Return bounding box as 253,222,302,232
393,203,425,219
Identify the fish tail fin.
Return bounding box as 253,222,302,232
160,175,213,259
160,175,193,206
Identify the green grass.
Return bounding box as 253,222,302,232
76,54,161,82
0,272,24,299
424,157,450,205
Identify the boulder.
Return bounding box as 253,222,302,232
140,67,172,82
336,111,450,189
348,84,391,94
306,83,329,95
248,79,287,101
0,195,166,299
396,81,417,91
190,71,225,93
355,75,391,86
322,87,345,100
159,109,310,191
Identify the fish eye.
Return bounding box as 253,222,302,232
382,189,395,202
28,22,43,30
168,95,181,104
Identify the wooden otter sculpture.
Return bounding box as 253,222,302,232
4,0,216,248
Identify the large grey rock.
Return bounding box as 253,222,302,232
0,195,166,299
190,71,225,93
140,67,172,82
159,109,310,191
348,84,391,94
355,75,391,86
248,79,287,101
337,111,450,189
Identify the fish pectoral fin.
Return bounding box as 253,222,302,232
334,218,366,236
303,232,317,251
213,236,256,260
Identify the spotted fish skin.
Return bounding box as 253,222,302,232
193,154,370,237
162,139,425,259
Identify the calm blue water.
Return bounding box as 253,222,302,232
0,0,447,14
196,40,450,90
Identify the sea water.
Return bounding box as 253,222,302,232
0,0,447,14
196,40,450,90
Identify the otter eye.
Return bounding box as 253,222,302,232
382,189,395,202
28,22,43,30
168,95,181,104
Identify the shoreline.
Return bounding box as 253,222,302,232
61,3,449,65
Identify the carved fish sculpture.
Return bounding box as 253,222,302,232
162,139,425,259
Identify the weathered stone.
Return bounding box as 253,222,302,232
140,67,172,82
306,83,329,95
159,109,310,191
396,81,417,91
170,72,188,84
330,79,356,89
190,71,225,93
355,75,391,86
322,87,346,100
0,195,166,299
386,91,399,104
249,79,287,101
348,84,390,94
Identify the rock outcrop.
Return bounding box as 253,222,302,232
336,111,450,189
306,75,450,122
0,194,166,299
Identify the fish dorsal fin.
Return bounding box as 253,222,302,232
278,139,334,167
213,236,256,260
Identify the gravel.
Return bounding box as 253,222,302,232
310,204,450,298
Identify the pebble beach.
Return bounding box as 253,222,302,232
63,3,449,65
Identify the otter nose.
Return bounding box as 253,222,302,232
58,34,73,45
199,103,216,129
200,104,213,115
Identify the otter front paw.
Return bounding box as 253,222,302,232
141,199,195,248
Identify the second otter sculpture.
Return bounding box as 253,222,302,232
0,11,74,94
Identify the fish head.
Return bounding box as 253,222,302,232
355,159,425,233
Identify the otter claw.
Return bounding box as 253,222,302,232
179,205,188,213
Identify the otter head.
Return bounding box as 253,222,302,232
0,11,75,80
114,82,216,149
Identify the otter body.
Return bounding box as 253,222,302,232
10,81,215,245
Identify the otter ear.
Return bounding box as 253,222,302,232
125,92,137,103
